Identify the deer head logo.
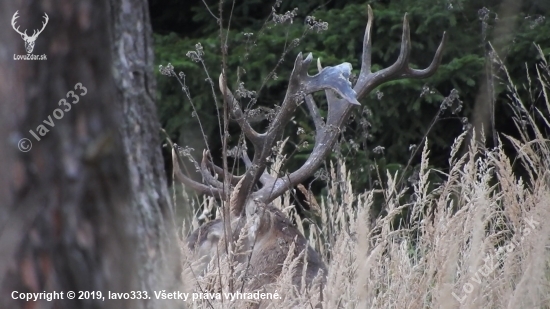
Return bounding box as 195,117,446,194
11,11,49,54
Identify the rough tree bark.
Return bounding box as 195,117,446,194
109,0,180,305
0,1,177,309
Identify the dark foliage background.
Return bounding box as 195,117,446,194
148,0,549,199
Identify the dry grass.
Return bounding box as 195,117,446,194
174,49,550,308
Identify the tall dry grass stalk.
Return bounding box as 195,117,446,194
176,48,550,308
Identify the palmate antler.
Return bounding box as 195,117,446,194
173,6,446,215
172,6,446,301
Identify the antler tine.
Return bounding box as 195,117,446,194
303,59,328,133
15,12,49,40
316,57,323,72
305,95,324,131
313,58,340,116
200,150,225,189
11,11,27,36
355,9,446,100
31,13,49,38
218,73,264,147
359,5,374,78
202,156,243,186
241,148,275,186
406,32,447,78
171,147,225,199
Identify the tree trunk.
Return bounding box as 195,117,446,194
109,0,180,306
0,1,177,309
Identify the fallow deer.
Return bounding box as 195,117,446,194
171,5,446,306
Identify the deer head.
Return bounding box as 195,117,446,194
11,11,49,54
172,5,446,303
